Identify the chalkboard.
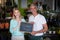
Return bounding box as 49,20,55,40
20,22,33,33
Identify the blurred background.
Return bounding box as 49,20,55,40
0,0,60,40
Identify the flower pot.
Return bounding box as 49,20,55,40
0,23,4,29
5,22,9,29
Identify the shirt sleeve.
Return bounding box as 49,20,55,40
41,16,47,24
9,20,14,34
29,16,33,22
21,18,26,22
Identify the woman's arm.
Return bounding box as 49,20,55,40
9,20,14,33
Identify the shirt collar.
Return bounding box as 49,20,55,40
32,14,40,18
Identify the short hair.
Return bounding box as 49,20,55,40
13,7,19,11
29,3,37,8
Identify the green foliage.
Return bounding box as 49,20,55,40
19,8,26,16
18,0,33,16
6,13,10,17
28,0,33,4
18,0,26,16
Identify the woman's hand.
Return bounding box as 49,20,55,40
13,21,21,31
13,26,19,31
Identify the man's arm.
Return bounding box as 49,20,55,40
31,23,48,35
37,23,48,33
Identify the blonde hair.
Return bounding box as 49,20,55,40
12,8,22,19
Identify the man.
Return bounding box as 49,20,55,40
28,4,48,40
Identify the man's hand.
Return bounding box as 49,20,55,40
31,31,37,35
30,22,34,24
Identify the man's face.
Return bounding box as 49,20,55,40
30,5,37,13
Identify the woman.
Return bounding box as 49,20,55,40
9,7,26,40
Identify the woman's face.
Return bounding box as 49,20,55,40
13,10,20,17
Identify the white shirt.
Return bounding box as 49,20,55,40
29,14,46,36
